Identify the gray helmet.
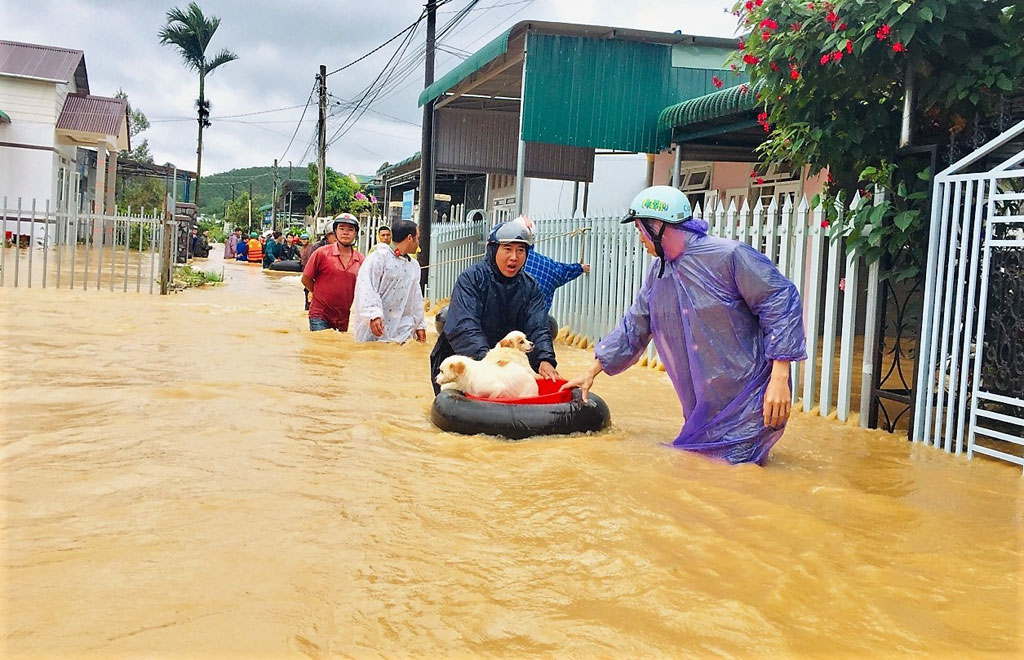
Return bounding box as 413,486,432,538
487,216,534,246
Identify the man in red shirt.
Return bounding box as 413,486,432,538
301,214,365,331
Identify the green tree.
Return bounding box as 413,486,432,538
308,164,366,216
223,191,268,232
730,0,1023,279
114,89,153,163
159,2,239,207
112,89,163,213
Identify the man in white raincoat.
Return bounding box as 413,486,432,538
353,220,427,344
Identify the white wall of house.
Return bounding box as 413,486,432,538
0,75,83,208
523,153,648,219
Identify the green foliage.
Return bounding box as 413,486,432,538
308,164,372,216
113,89,153,163
198,218,225,242
729,0,1023,270
175,264,223,287
222,191,268,231
158,2,238,76
116,176,164,215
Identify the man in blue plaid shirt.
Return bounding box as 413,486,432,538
522,248,591,312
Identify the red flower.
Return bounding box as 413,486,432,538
762,31,772,41
832,50,843,62
820,54,830,65
730,63,738,71
742,54,760,64
892,42,904,52
790,68,800,80
770,61,780,71
876,24,891,40
738,39,745,50
826,10,838,24
745,0,754,10
790,22,802,31
807,2,815,9
756,177,765,184
750,169,759,178
759,18,778,31
740,84,749,94
845,39,853,54
826,171,834,183
821,220,830,229
755,92,762,100
712,75,724,88
838,22,847,30
755,0,763,5
757,112,768,122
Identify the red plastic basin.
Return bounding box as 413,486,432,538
464,378,573,405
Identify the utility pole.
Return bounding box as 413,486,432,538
316,65,328,220
272,158,279,230
417,0,437,291
248,180,254,234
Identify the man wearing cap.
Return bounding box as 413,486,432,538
562,185,806,465
300,214,365,331
428,216,559,394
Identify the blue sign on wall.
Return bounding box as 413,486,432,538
402,190,414,220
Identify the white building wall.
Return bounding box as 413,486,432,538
0,76,61,207
524,153,648,219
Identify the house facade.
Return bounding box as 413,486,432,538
0,40,128,219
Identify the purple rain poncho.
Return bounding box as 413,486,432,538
595,221,806,465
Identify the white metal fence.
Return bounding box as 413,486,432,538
2,189,166,294
426,195,881,425
914,118,1024,471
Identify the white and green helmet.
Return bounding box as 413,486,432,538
622,185,692,224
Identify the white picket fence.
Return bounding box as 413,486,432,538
426,195,880,425
1,191,166,294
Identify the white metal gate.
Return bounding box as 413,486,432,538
914,118,1024,471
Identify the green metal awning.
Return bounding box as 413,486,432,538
418,29,514,107
378,152,420,177
658,80,764,133
0,108,10,124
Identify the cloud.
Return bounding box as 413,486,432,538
7,0,738,177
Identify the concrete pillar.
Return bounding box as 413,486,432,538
94,144,107,215
105,149,117,215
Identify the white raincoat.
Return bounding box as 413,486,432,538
353,247,426,343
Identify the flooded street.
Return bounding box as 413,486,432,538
2,250,1022,658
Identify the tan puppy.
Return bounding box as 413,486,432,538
483,330,538,377
435,355,539,399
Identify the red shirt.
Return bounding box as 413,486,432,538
303,243,364,330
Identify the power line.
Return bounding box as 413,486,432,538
278,81,317,163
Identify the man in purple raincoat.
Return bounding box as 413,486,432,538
563,186,806,465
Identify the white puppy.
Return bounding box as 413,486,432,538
436,355,540,399
483,330,537,376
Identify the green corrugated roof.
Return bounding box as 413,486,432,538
378,152,420,177
658,80,764,132
418,29,514,107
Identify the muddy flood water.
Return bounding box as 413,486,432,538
2,249,1022,658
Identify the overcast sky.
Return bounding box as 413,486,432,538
8,0,739,178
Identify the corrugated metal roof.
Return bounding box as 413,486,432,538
379,152,421,178
658,80,763,132
418,20,735,107
0,40,88,93
56,93,126,136
418,29,514,107
521,33,733,152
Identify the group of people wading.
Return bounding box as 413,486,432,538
287,185,808,466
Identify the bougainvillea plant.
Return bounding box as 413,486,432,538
728,0,1023,280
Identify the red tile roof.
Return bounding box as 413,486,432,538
0,40,89,94
56,93,126,137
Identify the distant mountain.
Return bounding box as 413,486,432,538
198,165,312,217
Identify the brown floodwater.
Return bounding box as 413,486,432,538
1,249,1022,658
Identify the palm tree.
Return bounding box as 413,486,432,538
159,2,238,206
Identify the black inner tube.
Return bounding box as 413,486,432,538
268,259,303,272
431,387,610,440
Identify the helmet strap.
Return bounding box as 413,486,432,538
640,219,669,278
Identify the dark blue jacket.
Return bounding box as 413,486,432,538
429,244,557,393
